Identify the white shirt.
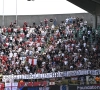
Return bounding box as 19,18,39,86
25,66,30,73
29,42,33,46
70,66,73,69
38,47,41,51
80,22,83,27
10,36,12,40
66,18,69,24
29,51,33,55
25,50,29,54
47,54,50,59
84,20,87,25
6,43,9,46
19,38,23,42
42,61,45,66
14,53,17,57
64,61,68,65
16,69,20,74
9,52,13,58
88,30,91,34
16,61,19,65
84,58,88,62
83,36,85,40
17,48,22,52
26,33,30,38
52,67,56,72
83,43,86,47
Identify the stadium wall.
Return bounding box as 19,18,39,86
0,13,99,27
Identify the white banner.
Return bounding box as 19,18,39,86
63,70,100,77
2,72,63,82
2,70,100,82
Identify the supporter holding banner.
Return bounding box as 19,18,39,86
86,75,96,85
27,82,33,86
18,80,25,89
95,76,100,84
49,82,55,85
49,79,55,86
70,76,78,84
78,75,86,85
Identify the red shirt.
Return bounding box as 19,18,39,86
50,37,54,42
3,44,6,47
37,69,42,73
18,81,25,88
20,33,25,38
37,37,41,43
23,27,26,31
8,28,11,32
3,28,6,32
2,56,7,61
24,22,27,26
27,82,33,86
0,83,5,90
2,60,5,65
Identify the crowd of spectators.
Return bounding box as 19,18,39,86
0,17,100,75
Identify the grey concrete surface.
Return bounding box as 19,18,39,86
0,13,98,28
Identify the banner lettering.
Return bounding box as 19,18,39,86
2,70,100,81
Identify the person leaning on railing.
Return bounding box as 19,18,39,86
95,76,100,84
18,79,25,88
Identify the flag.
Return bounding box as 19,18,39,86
5,83,18,90
28,59,37,66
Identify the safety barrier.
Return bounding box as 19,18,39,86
18,85,68,90
4,83,68,90
4,82,48,90
4,84,100,90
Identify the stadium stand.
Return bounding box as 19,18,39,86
0,17,100,76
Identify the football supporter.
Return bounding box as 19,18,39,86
0,17,99,76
